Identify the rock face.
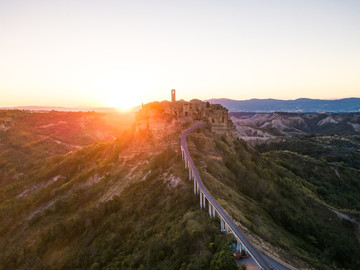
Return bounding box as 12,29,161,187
135,100,233,135
230,112,360,145
317,116,338,126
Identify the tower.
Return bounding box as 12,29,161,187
171,89,176,102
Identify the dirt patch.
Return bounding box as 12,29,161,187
17,175,62,198
37,121,67,129
163,173,182,188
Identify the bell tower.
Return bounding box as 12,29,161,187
171,89,176,102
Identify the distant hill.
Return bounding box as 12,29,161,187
207,98,360,112
0,107,239,270
0,105,141,112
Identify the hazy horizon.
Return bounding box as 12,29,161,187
1,96,359,109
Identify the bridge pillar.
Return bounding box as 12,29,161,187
181,148,184,160
194,179,197,194
203,194,206,210
185,156,187,168
200,192,203,209
225,223,228,232
189,168,192,180
208,200,215,218
220,218,225,232
236,239,243,252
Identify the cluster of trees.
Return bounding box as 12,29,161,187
255,135,360,210
256,135,360,170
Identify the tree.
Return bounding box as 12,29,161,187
209,250,237,270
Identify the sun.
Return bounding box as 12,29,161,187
103,90,141,111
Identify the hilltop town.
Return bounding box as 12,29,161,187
135,89,234,136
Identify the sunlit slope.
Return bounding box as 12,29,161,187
0,110,134,184
188,124,360,270
0,121,238,269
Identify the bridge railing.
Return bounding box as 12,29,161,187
180,122,273,270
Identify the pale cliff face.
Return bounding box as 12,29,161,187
229,112,360,145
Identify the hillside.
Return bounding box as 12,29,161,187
0,110,134,184
230,112,360,145
188,124,360,269
1,104,359,270
0,106,239,270
208,98,360,113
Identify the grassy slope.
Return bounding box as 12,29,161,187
0,124,238,270
188,124,360,270
0,110,133,183
256,135,360,211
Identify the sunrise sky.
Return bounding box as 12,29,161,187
1,0,359,108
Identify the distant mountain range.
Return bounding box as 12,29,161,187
207,98,360,113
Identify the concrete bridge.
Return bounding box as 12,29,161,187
181,122,275,270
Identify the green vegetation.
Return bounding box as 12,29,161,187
0,114,237,270
255,134,360,210
2,109,359,270
257,135,360,170
189,125,360,269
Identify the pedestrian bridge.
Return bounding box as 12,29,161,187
180,122,273,270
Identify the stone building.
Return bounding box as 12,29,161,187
134,91,233,135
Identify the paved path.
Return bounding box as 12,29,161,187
181,122,292,270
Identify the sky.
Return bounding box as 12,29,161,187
0,0,359,108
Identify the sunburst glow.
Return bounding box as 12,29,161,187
103,90,140,111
